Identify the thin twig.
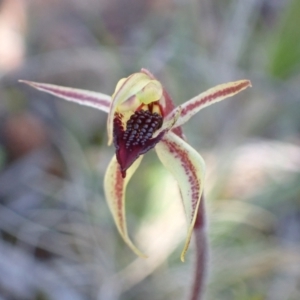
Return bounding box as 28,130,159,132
190,194,208,300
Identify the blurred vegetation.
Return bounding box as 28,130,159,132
0,0,300,299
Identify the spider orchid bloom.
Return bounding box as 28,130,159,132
20,69,251,261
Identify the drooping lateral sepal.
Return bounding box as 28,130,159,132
155,132,205,261
19,80,111,113
104,155,146,258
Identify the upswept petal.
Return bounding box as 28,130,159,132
104,155,146,258
171,80,251,128
107,73,161,145
155,132,205,262
19,80,111,113
153,106,182,138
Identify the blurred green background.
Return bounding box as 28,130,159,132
0,0,300,299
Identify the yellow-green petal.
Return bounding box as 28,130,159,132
155,132,205,262
136,80,163,104
104,155,146,258
153,106,182,138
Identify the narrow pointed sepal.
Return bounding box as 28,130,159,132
155,132,205,262
173,80,251,128
19,80,111,113
104,155,147,258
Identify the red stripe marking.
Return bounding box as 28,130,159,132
113,165,125,231
163,90,184,139
38,86,110,108
182,81,249,117
164,139,201,221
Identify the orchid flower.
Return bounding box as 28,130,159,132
20,69,251,261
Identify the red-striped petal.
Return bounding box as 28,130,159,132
155,132,205,261
104,155,146,258
19,80,111,113
170,80,251,128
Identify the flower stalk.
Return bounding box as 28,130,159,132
190,196,207,300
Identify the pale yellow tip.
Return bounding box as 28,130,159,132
18,80,35,87
180,251,186,262
19,80,30,84
107,136,113,146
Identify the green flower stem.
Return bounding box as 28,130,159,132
190,194,207,300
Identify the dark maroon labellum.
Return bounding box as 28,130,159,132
123,110,162,149
113,110,164,178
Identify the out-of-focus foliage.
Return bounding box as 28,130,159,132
268,0,300,78
0,0,300,300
